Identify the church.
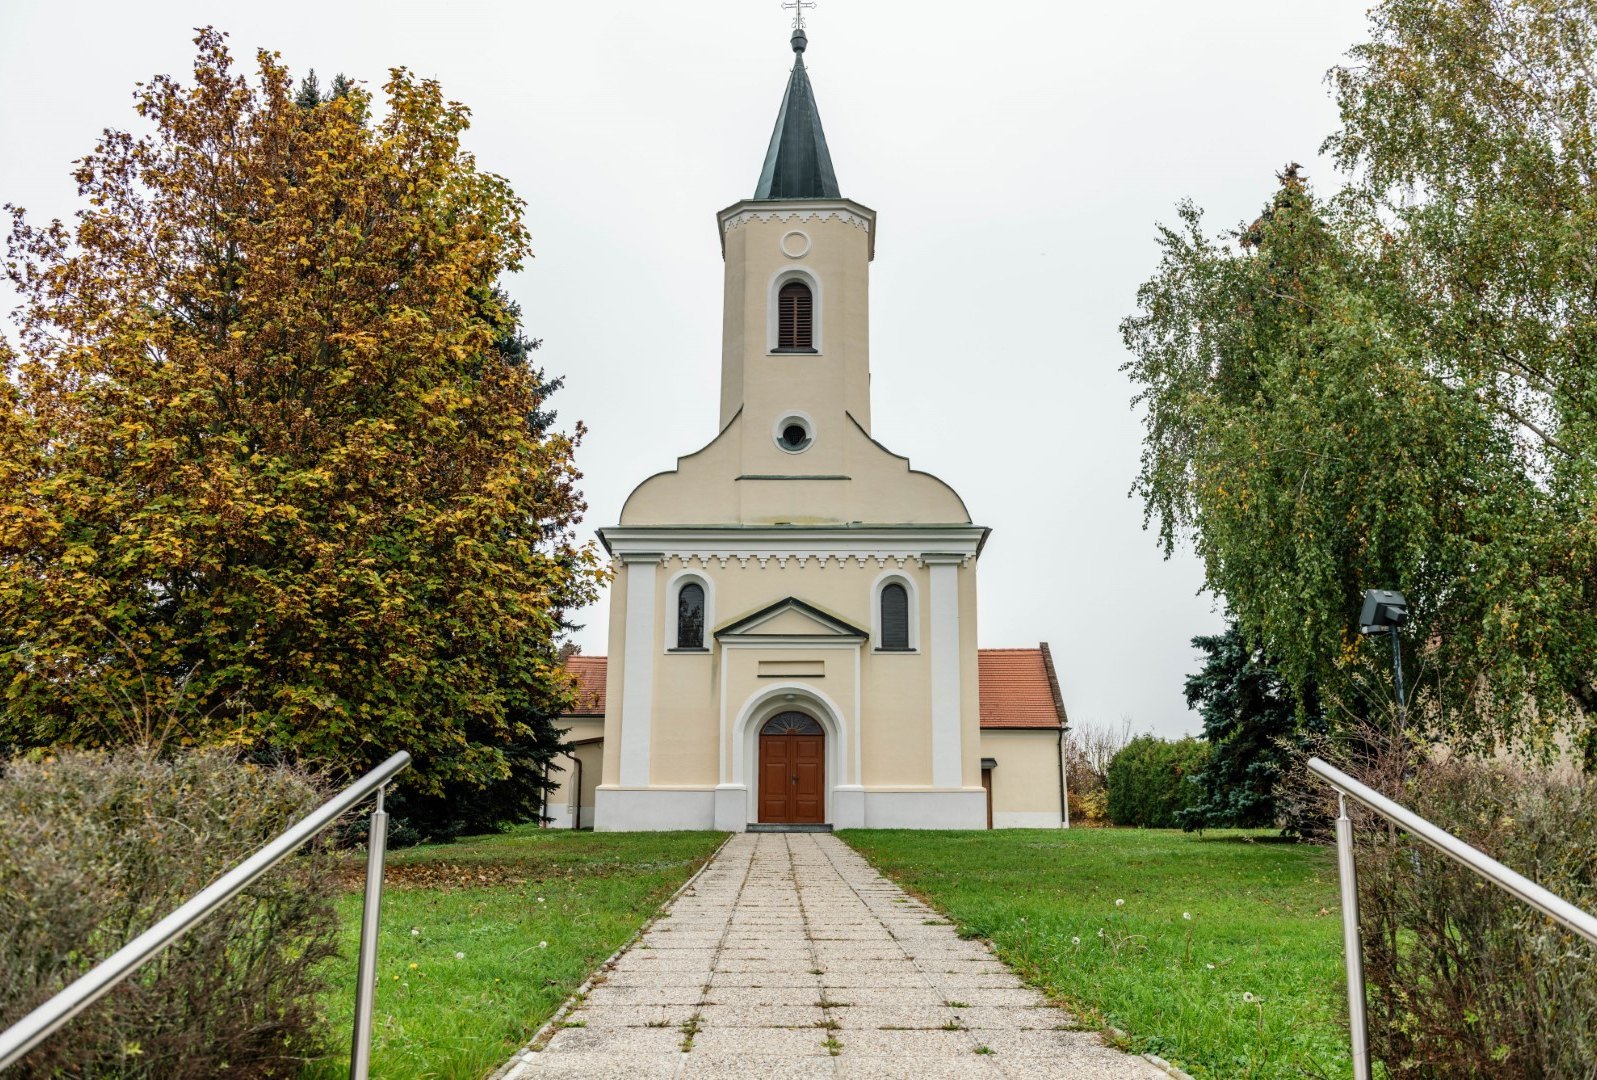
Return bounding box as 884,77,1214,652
550,21,1069,832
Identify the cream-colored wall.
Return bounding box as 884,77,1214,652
619,197,966,529
720,642,859,786
980,729,1065,815
718,203,874,432
607,552,979,791
548,717,604,826
651,642,718,787
619,412,970,527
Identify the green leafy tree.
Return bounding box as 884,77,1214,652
1178,622,1323,833
1327,0,1597,733
1122,162,1566,756
1106,735,1209,828
0,31,604,826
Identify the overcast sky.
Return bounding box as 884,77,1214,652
0,1,1374,740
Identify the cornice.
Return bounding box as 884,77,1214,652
600,524,988,567
716,198,877,260
605,551,978,571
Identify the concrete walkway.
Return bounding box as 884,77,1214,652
500,833,1169,1079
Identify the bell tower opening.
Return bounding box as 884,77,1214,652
776,280,815,351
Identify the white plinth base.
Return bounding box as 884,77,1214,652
832,785,866,829
714,785,748,831
596,786,986,831
862,789,987,829
993,811,1065,829
546,804,596,830
594,787,715,831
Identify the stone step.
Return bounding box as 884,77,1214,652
746,822,833,833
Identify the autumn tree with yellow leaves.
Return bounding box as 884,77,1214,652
0,31,603,833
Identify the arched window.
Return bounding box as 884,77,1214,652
880,583,910,651
677,582,705,649
777,281,814,351
761,711,823,735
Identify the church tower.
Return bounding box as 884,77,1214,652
592,21,994,832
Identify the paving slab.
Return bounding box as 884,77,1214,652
833,1058,1004,1080
496,833,1169,1079
502,1051,682,1078
692,1003,828,1029
676,1053,837,1079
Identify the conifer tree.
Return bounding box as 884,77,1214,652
1178,622,1322,833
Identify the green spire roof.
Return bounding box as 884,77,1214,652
754,29,840,200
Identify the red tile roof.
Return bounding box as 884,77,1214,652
563,655,607,716
978,646,1068,729
560,646,1067,730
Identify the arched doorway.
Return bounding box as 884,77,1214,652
757,711,826,824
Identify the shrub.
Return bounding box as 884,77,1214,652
0,748,340,1078
1064,719,1130,826
1357,755,1597,1077
1106,735,1210,828
1068,784,1110,827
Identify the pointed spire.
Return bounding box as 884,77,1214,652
754,25,840,200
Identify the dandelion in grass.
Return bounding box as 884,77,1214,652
537,897,545,904
1182,912,1192,921
1244,991,1266,1037
1115,898,1125,907
1206,963,1215,970
411,928,421,936
539,941,549,949
455,951,465,960
409,963,418,970
1071,936,1081,946
1097,928,1105,938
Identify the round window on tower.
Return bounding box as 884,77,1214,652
773,413,814,454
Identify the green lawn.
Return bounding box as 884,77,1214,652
305,828,725,1080
842,828,1351,1079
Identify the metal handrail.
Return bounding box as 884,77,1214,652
0,750,411,1078
1307,755,1597,1080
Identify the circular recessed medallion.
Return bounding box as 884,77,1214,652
780,229,811,259
773,412,814,453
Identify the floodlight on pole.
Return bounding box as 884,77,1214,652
1359,588,1408,724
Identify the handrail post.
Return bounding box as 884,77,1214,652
1335,792,1372,1080
349,785,389,1080
0,751,410,1073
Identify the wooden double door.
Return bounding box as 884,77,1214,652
758,711,826,824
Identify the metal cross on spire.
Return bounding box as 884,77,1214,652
782,0,816,32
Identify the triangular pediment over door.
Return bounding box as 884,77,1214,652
715,596,868,641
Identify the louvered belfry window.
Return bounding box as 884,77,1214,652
777,281,814,350
880,583,910,650
677,583,705,649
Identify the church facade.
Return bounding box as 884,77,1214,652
551,25,1069,832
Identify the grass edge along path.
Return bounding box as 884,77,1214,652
304,828,727,1080
841,828,1352,1080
